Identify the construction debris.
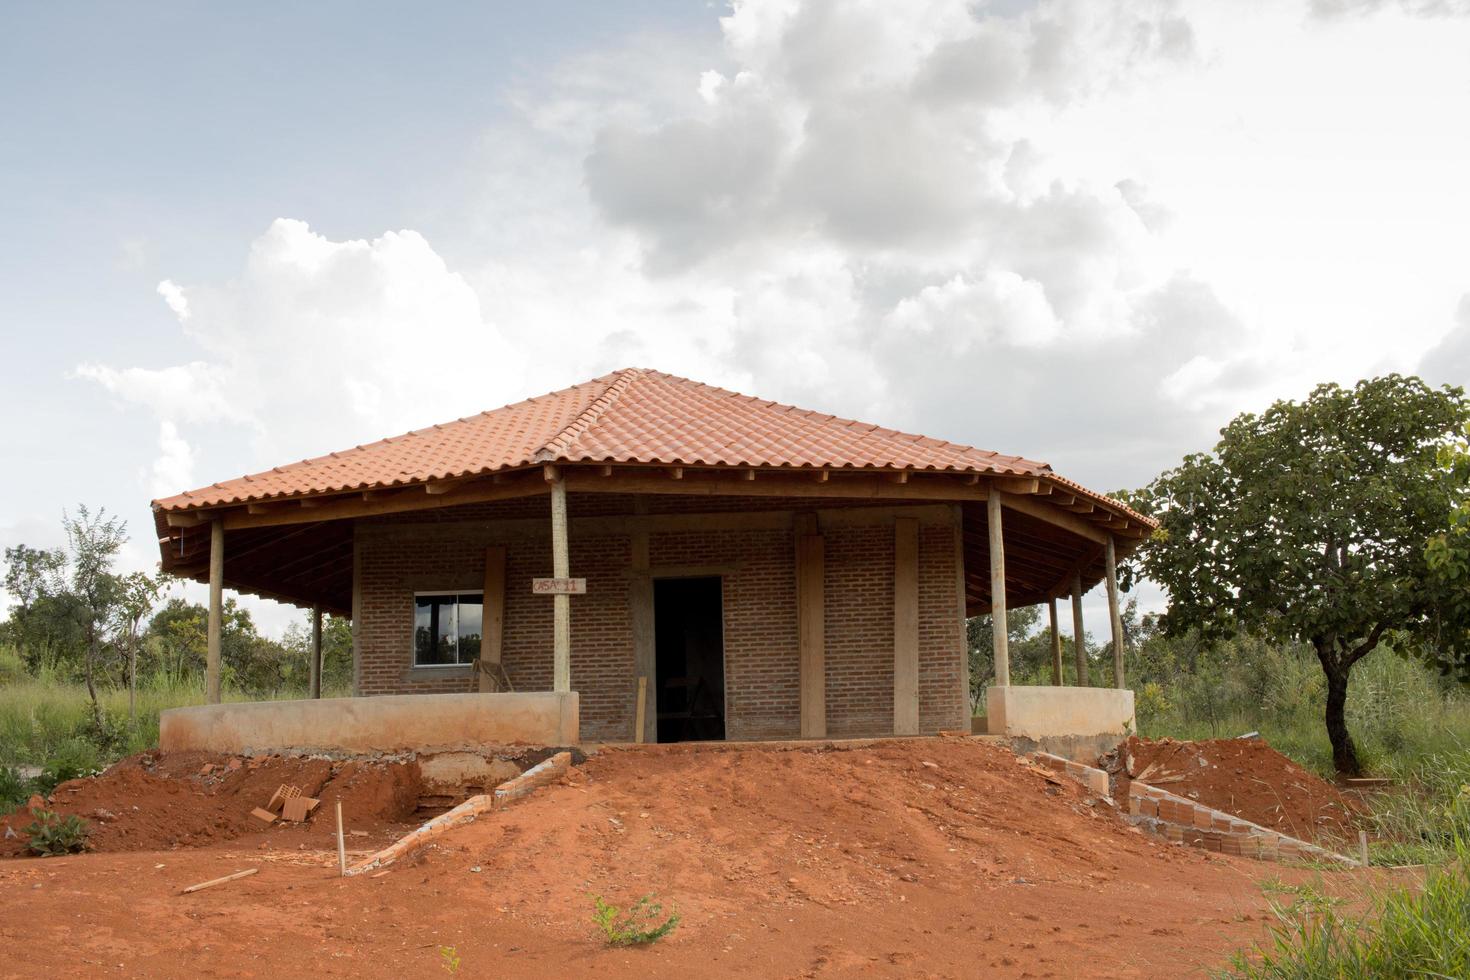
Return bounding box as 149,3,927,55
249,808,277,824
280,796,320,822
265,784,301,813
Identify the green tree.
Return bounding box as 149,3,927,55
112,571,159,723
967,605,1045,708
1132,375,1470,775
61,506,127,715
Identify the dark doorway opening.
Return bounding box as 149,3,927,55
654,577,725,742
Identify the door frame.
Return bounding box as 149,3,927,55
651,573,728,743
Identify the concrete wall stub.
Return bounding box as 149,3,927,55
984,685,1136,741
159,691,579,755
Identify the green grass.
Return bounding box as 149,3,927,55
1137,650,1470,780
0,645,346,770
1223,841,1470,978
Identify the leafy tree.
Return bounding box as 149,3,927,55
1,544,77,668
1425,425,1470,682
968,605,1046,708
60,507,126,715
146,597,207,684
112,571,159,723
1131,375,1470,775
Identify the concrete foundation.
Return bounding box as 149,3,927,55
159,691,579,755
984,685,1135,743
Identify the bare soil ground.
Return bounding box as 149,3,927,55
1117,736,1363,843
0,738,1382,978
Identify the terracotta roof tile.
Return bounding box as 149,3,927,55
152,368,1147,524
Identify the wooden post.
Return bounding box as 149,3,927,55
549,473,571,693
206,519,223,705
480,545,506,691
1048,598,1062,686
987,493,1009,688
309,604,323,700
335,800,347,877
795,512,826,738
635,676,648,744
892,517,919,735
1071,571,1088,687
629,497,654,742
1105,535,1125,689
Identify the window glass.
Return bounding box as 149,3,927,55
413,593,485,666
457,594,483,663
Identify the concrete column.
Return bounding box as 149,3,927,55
1048,597,1062,686
309,604,323,699
1105,535,1126,690
550,473,571,693
987,492,1009,687
206,519,223,705
1071,571,1088,687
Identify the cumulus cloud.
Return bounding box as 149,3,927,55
79,219,527,494
1311,0,1470,18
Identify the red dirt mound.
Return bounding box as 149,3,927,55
1,751,422,856
3,737,1377,978
1117,736,1361,842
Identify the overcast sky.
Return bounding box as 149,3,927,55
3,0,1469,636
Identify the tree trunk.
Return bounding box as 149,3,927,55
84,628,99,709
1320,654,1361,777
128,633,137,726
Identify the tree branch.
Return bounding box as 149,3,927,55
1344,622,1388,666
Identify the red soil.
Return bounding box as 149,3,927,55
0,751,422,857
1118,736,1362,842
0,738,1389,978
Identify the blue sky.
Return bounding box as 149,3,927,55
3,0,1470,634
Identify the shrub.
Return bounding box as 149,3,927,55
0,766,30,813
32,738,101,796
23,807,90,856
592,894,680,946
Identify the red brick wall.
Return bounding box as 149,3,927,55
353,500,968,741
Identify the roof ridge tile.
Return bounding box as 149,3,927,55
535,367,642,463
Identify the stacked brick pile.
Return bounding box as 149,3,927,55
1031,752,1356,866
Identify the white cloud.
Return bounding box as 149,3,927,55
150,420,195,499
156,279,189,320
78,218,528,488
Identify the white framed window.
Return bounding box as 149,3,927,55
413,592,484,667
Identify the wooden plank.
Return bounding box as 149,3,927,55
532,577,586,594
987,494,1009,687
635,676,648,745
482,545,506,667
181,867,258,894
549,474,571,693
998,490,1109,545
206,520,223,705
1105,534,1125,689
1048,597,1062,686
1071,570,1088,687
952,505,969,721
892,517,919,735
563,468,987,503
795,516,826,739
210,475,550,530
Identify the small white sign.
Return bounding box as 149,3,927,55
532,577,587,595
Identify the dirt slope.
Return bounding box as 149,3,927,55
0,738,1365,979
1,751,422,856
1118,736,1361,842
